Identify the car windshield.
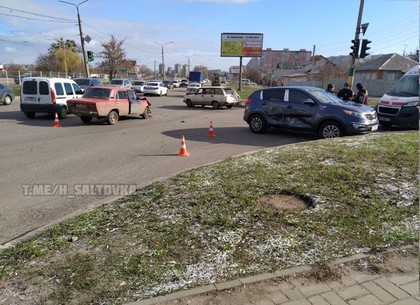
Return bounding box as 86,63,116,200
83,88,111,99
309,89,346,105
110,80,123,85
75,79,90,86
133,81,145,85
147,82,159,86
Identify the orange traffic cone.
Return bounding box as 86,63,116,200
208,121,216,137
178,135,190,157
53,112,62,128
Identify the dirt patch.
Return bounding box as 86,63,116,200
260,194,309,210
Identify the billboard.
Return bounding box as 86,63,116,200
221,33,263,57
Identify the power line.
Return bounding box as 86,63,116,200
0,12,75,23
0,5,75,22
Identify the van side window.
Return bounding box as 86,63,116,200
64,83,74,95
54,83,64,96
22,81,37,94
39,81,49,95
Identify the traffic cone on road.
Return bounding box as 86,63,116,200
53,112,62,128
208,121,216,137
178,135,190,157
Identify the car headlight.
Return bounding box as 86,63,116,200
343,110,364,119
405,101,419,107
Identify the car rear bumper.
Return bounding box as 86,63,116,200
70,109,99,117
21,103,56,113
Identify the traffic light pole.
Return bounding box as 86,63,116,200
348,0,364,89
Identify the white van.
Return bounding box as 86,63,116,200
375,65,419,129
20,77,84,119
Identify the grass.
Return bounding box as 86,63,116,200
0,131,418,305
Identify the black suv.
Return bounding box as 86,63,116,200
243,86,378,138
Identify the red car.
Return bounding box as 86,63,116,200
67,86,151,125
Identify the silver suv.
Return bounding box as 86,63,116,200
183,86,241,109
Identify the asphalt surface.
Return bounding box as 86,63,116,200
0,90,312,246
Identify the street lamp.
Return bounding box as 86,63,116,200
154,41,173,81
59,0,90,78
183,54,196,76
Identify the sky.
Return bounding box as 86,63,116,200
0,0,418,72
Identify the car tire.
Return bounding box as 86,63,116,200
107,110,119,125
249,114,267,134
212,101,220,109
81,116,92,123
24,112,36,119
57,106,67,119
141,106,151,119
186,99,193,108
318,121,343,138
226,104,233,109
3,95,12,105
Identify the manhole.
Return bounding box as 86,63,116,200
260,194,309,210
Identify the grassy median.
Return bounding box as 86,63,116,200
0,131,418,305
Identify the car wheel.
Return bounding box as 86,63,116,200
318,121,343,138
57,106,67,119
186,99,193,108
24,112,36,119
212,101,220,109
249,114,267,134
141,106,151,119
107,110,119,125
3,95,12,105
81,116,92,123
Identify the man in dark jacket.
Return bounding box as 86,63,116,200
337,82,353,101
352,83,368,105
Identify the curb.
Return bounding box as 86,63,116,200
123,251,383,305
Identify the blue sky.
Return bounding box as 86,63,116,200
0,0,418,71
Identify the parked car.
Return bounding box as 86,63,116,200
243,86,378,138
0,84,15,105
163,80,174,89
186,82,201,93
239,79,257,86
143,82,168,96
171,80,180,88
67,86,151,125
108,79,132,88
183,86,241,109
20,77,84,119
74,78,103,90
180,79,189,88
132,80,147,94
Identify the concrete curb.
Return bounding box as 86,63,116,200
124,248,411,305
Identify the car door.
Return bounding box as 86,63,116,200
282,89,318,130
127,89,141,114
262,88,286,126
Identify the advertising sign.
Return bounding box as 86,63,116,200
221,33,263,57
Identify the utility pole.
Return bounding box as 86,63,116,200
59,0,90,78
154,41,173,81
348,0,364,90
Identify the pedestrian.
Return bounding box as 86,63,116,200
352,83,368,105
337,82,354,101
326,83,335,94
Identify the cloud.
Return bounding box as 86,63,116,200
4,46,16,53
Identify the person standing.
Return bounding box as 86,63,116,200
337,82,354,101
326,83,335,94
352,83,369,105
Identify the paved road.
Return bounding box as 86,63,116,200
0,89,311,245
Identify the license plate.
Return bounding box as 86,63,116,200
25,97,36,102
379,116,391,122
371,124,378,131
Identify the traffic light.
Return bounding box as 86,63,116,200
350,39,360,58
360,39,371,58
87,51,94,62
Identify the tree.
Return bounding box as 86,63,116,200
98,35,126,80
49,37,79,54
243,69,261,83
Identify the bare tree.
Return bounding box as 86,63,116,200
98,35,126,80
